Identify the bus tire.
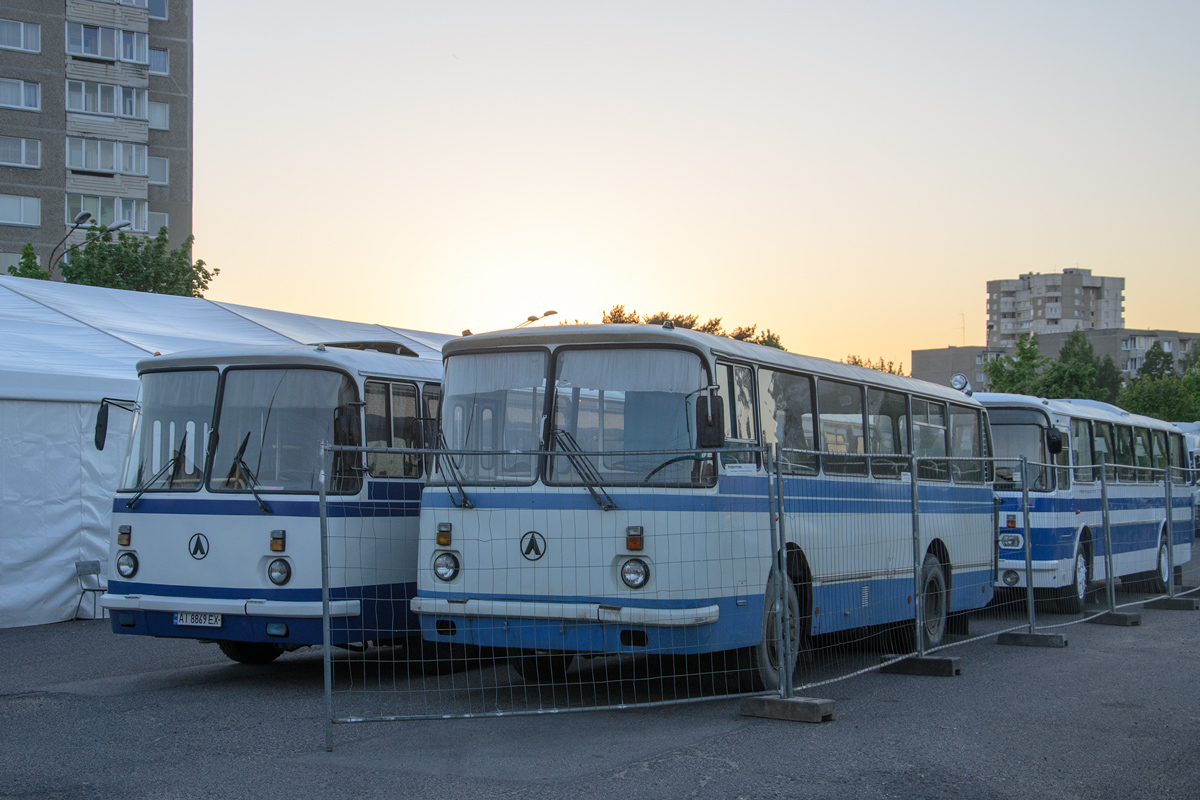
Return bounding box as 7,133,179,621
919,554,948,649
217,640,284,665
1148,537,1169,594
510,652,573,683
1057,543,1089,614
750,570,801,692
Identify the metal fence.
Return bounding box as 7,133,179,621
318,443,1199,747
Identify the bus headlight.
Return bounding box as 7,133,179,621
116,552,138,579
999,533,1023,550
268,558,291,586
621,559,649,589
433,553,459,582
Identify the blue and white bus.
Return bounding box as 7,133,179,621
977,393,1193,612
100,342,443,664
412,325,997,688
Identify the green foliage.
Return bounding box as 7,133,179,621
1036,329,1103,401
1094,355,1122,404
5,244,48,279
1118,370,1200,422
59,226,218,297
843,355,907,376
1180,347,1200,375
598,305,784,349
984,334,1049,394
1137,341,1174,381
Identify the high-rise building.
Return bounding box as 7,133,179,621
986,268,1124,348
0,0,191,275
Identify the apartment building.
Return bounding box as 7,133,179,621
0,0,191,274
987,268,1124,348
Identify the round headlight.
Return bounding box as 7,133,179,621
621,558,649,589
268,558,291,586
116,552,138,579
1003,570,1020,587
433,552,459,582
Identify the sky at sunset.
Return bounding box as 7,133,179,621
192,1,1199,366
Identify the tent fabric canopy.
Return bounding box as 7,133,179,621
0,275,451,628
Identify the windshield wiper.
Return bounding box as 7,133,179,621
126,430,187,509
553,429,617,510
226,431,272,514
437,431,473,510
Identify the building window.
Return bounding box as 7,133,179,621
1163,341,1172,353
147,156,168,184
148,0,168,20
148,101,169,130
0,78,39,110
66,23,147,64
0,194,41,227
120,0,149,8
66,81,146,119
0,135,39,168
149,47,168,75
147,210,168,233
0,19,40,52
67,193,148,231
69,139,147,175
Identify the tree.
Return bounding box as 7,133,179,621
5,243,49,280
1180,347,1200,375
1118,370,1200,422
1035,329,1102,400
60,225,218,297
1094,355,1122,404
843,355,907,376
1137,341,1174,381
984,334,1049,394
598,305,784,349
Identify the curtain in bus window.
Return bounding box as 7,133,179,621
949,405,983,483
759,369,817,474
1133,428,1154,483
1113,425,1136,482
867,388,908,479
818,379,867,476
911,398,949,481
1071,418,1094,482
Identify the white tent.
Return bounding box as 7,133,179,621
0,275,452,628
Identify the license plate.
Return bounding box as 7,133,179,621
173,611,222,627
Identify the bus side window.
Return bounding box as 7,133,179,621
1151,429,1169,478
1071,418,1094,482
817,379,867,476
1133,427,1154,483
868,388,909,479
1093,421,1115,481
717,363,759,468
948,404,983,484
911,398,949,481
1169,432,1188,485
1054,430,1071,490
1114,425,1136,482
759,368,817,475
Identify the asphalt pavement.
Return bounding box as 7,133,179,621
3,579,1200,799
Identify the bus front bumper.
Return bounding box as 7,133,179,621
101,593,362,618
410,596,719,627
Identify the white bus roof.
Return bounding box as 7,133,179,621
135,344,443,383
975,392,1183,433
445,324,982,407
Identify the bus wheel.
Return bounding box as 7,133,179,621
750,570,800,692
1148,538,1169,594
217,640,284,665
919,554,948,649
1057,544,1089,614
510,652,573,683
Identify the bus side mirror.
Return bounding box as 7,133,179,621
94,402,109,451
1046,427,1063,456
695,396,726,450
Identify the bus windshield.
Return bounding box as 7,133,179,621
988,408,1051,491
548,348,708,485
208,368,360,494
120,369,218,492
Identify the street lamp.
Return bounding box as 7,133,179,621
515,310,558,328
48,218,132,280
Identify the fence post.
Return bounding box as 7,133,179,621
911,454,924,657
1165,473,1176,599
1100,458,1117,613
319,446,333,752
765,445,787,697
774,445,794,699
1021,456,1036,634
